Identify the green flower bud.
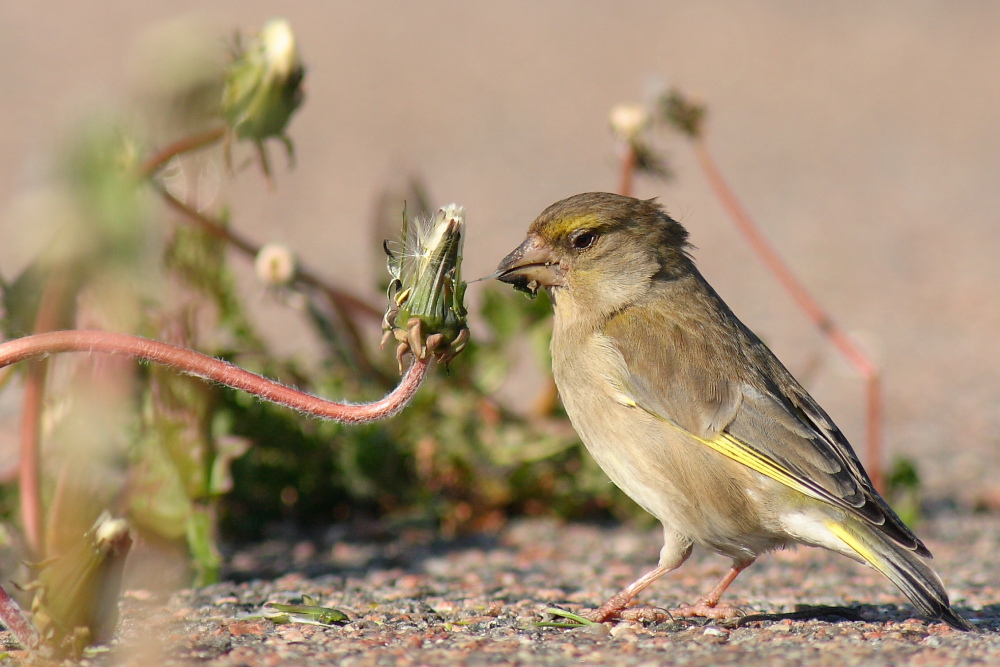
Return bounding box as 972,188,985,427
382,204,469,369
222,19,304,148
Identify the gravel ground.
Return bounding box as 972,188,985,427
5,511,994,666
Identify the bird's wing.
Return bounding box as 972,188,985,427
603,302,927,555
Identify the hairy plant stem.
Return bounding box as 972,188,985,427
690,137,883,491
0,331,429,424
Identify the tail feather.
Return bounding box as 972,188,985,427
826,519,974,631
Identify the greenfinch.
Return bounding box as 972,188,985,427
496,192,972,630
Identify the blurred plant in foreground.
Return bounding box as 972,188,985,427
0,17,321,653
27,514,132,658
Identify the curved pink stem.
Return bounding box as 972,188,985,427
0,331,428,424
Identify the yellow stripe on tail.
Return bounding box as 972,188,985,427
824,519,886,575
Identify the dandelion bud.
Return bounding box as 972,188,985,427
382,204,469,369
222,18,305,145
254,242,297,286
609,102,650,143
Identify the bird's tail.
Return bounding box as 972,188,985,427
825,518,974,631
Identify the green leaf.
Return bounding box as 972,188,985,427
186,508,221,586
262,600,350,626
534,608,597,628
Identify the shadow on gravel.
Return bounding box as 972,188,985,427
969,604,1000,633
221,518,503,582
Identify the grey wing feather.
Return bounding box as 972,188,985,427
730,369,928,556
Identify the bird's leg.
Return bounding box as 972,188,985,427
587,564,675,623
587,530,692,623
673,557,755,619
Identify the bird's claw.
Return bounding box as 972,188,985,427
672,600,744,620
586,606,675,624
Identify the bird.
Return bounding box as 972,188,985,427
494,192,973,630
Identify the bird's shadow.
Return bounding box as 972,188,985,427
730,602,999,633
731,604,865,627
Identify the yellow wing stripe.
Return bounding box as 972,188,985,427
655,416,825,503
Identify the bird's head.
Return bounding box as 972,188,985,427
495,193,691,315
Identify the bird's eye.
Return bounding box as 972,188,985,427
572,231,598,250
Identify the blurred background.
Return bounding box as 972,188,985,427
0,1,997,517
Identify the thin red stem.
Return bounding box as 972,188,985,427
18,268,74,558
139,126,227,178
19,361,45,559
0,331,428,424
691,138,883,491
140,128,380,321
153,178,383,324
618,143,637,198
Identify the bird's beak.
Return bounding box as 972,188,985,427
495,234,564,295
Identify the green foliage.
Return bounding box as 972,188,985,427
885,455,923,528
262,595,350,626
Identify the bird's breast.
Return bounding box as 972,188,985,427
550,324,786,558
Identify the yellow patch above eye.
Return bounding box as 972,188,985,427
544,213,603,240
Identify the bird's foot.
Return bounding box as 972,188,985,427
672,599,743,620
586,604,673,624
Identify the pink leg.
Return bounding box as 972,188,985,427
587,529,692,623
674,558,755,620
588,563,675,623
589,557,756,623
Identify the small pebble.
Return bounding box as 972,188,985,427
572,623,612,638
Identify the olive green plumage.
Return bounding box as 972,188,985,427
496,192,972,630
